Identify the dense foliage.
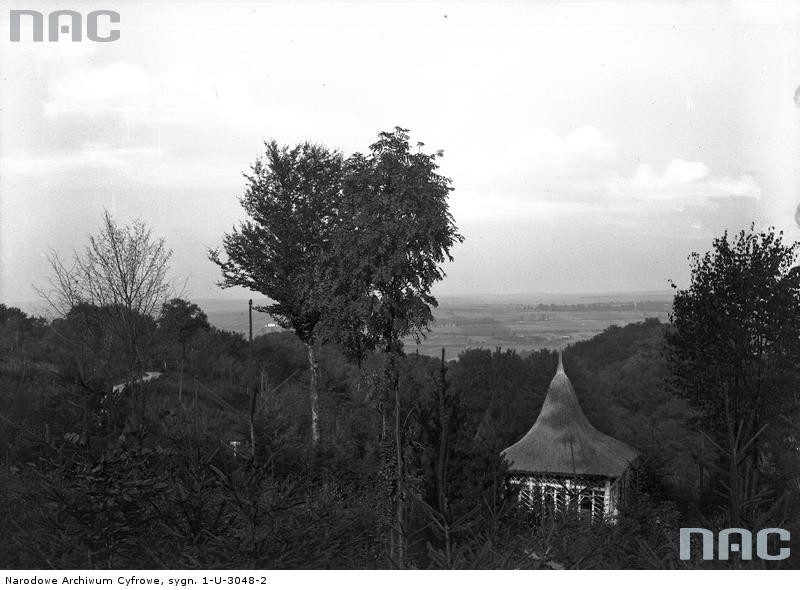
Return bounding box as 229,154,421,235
4,296,796,568
667,227,800,533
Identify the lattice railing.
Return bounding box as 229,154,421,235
507,473,614,521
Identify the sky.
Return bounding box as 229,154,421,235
2,0,800,306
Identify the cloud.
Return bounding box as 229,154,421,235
460,125,619,196
450,189,591,222
1,144,164,177
43,61,152,117
41,60,263,136
497,125,619,178
509,125,618,164
8,59,267,185
454,132,762,227
21,59,765,227
608,159,761,202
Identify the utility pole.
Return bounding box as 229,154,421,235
248,299,253,345
248,299,257,464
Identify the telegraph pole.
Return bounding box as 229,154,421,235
248,299,253,344
248,299,257,464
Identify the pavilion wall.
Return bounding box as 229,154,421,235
507,470,632,521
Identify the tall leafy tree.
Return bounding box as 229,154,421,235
324,127,463,565
329,128,462,355
667,225,800,527
209,141,343,447
158,298,210,400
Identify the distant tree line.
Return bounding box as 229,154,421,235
534,301,670,312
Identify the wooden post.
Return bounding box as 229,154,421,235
603,479,612,517
248,299,257,464
248,299,253,346
193,376,199,445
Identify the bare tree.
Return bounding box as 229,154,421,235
38,210,174,429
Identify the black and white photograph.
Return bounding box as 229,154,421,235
1,0,800,573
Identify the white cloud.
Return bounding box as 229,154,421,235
42,60,262,133
460,125,619,196
608,159,761,202
502,125,618,169
1,145,164,176
20,61,766,231
454,143,762,225
450,189,591,222
17,60,267,183
44,61,152,117
563,126,618,162
661,159,709,184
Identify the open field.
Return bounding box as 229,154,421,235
403,300,670,359
198,294,672,360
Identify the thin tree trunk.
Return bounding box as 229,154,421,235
178,342,185,402
83,385,90,457
437,348,451,566
437,348,448,513
698,431,705,491
390,349,405,567
724,392,740,528
128,359,138,430
193,376,199,445
380,400,387,443
307,341,320,447
249,378,258,465
179,359,184,403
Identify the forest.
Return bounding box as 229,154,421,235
1,129,799,569
2,302,798,568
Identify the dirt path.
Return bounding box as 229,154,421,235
111,371,162,394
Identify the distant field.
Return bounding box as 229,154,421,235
200,295,672,360
402,299,670,359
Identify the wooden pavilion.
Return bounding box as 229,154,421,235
502,352,639,520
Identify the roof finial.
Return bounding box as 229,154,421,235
557,350,564,374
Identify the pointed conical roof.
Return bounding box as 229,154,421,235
502,352,638,478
